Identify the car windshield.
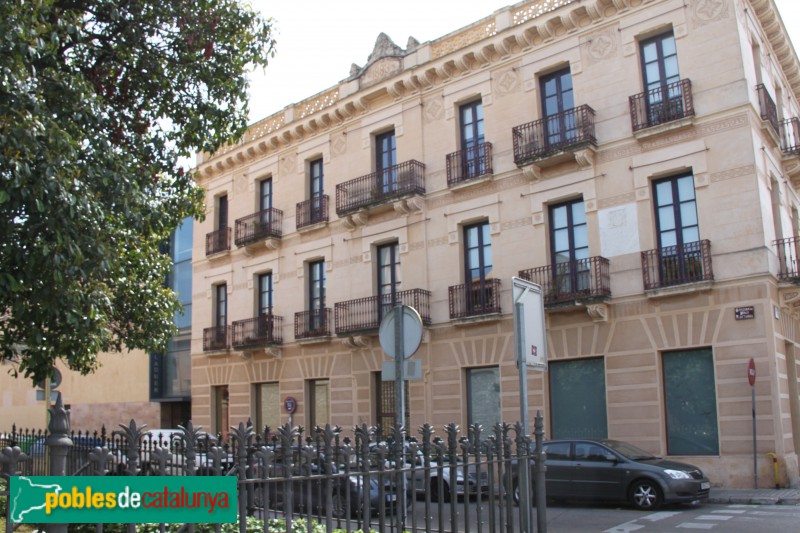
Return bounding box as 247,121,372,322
602,440,657,460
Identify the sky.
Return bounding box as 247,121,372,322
244,0,800,125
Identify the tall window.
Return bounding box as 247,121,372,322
376,130,397,193
215,284,227,328
307,379,329,429
213,385,229,439
640,32,681,121
663,349,719,455
550,199,589,296
308,260,326,329
217,195,228,231
541,68,575,146
309,158,324,221
464,221,493,312
377,242,401,318
467,367,501,430
653,173,701,284
259,178,272,227
257,273,273,316
254,382,280,436
460,100,485,178
549,358,608,439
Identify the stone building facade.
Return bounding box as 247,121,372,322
191,0,800,488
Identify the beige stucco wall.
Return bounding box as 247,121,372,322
191,0,800,488
0,350,160,431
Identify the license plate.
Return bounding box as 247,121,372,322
701,482,710,490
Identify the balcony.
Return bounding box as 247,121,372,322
446,142,493,188
205,227,231,257
335,160,425,219
629,79,694,134
780,117,800,157
641,240,713,292
756,84,780,138
513,105,596,175
775,236,800,282
231,315,283,350
295,308,333,340
202,325,229,352
335,289,431,336
518,256,610,309
296,195,329,231
448,279,502,321
234,208,283,248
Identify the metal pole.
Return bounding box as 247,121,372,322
394,305,407,529
534,411,547,533
514,294,532,533
752,386,757,489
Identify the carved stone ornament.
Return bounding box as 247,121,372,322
351,33,415,87
342,336,370,349
586,303,609,323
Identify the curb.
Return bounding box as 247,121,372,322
708,493,800,506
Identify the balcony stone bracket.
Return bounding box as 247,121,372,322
784,158,800,182
341,335,371,349
586,303,608,323
521,163,543,182
574,148,595,170
393,197,423,215
342,211,369,231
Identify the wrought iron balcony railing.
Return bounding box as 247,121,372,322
775,236,800,282
780,117,800,156
296,195,329,229
334,288,431,335
335,160,425,216
446,142,493,186
231,315,283,349
630,79,694,132
234,208,283,247
518,256,610,306
756,84,780,135
641,239,713,290
295,308,332,340
449,278,502,319
513,105,596,166
202,325,229,351
205,227,231,256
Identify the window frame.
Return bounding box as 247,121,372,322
257,272,273,317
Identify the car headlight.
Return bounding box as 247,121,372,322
664,469,692,480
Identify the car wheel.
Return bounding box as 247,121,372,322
431,479,450,503
629,479,663,510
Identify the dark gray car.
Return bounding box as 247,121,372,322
512,439,710,510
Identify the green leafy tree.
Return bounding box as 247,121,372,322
0,0,275,382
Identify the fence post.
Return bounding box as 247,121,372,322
534,411,547,533
45,392,72,533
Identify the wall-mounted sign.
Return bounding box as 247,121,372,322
283,396,297,414
735,306,755,320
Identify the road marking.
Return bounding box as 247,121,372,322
642,511,682,522
714,509,745,514
603,521,645,533
676,523,716,529
696,514,732,521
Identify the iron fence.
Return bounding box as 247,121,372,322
629,79,694,131
512,105,596,166
231,315,283,349
335,160,425,216
756,84,780,135
1,397,548,533
780,117,800,155
296,195,329,229
518,256,610,306
234,208,283,246
205,227,231,256
448,279,502,319
334,289,431,335
203,325,229,351
641,239,713,290
447,142,493,186
295,308,332,340
775,235,800,281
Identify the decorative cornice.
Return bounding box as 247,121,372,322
748,0,800,105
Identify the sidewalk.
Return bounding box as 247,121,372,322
708,487,800,505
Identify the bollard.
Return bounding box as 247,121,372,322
766,452,780,489
45,392,72,533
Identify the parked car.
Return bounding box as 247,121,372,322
510,439,710,510
368,442,489,502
